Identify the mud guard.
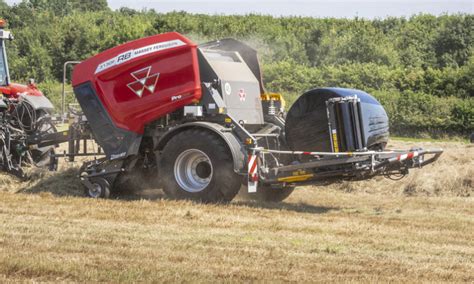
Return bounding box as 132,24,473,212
156,122,246,175
19,93,54,112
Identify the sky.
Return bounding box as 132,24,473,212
4,0,474,19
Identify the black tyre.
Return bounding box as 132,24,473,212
29,111,57,169
159,129,241,203
84,177,111,199
243,184,295,202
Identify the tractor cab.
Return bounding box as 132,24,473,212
0,19,12,86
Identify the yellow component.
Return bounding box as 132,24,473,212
245,138,253,145
292,170,307,176
224,117,232,123
278,174,314,183
55,123,70,132
261,93,286,109
332,131,340,153
218,107,225,114
63,131,69,136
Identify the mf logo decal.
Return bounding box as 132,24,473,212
127,66,160,98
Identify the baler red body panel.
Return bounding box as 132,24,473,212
72,32,201,134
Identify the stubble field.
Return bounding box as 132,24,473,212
0,140,472,282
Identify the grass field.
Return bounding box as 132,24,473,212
0,140,473,282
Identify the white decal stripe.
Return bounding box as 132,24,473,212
95,39,186,74
251,161,258,174
248,154,258,193
248,155,257,170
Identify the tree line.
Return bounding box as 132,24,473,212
0,0,472,137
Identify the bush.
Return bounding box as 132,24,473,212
1,3,471,137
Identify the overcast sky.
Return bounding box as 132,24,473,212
5,0,473,18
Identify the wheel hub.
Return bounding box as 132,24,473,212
174,149,213,193
89,183,102,198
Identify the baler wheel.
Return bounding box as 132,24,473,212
85,177,111,199
160,129,241,203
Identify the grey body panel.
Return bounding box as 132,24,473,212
19,93,54,112
157,121,246,174
199,39,266,95
198,49,264,125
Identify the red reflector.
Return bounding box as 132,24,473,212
251,174,259,182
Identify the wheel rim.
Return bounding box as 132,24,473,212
174,149,213,193
89,183,102,198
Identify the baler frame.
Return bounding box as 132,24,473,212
253,147,443,185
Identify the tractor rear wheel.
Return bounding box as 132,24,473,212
159,129,241,203
29,111,57,170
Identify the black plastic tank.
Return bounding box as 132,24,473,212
285,88,389,152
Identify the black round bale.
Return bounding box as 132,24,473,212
285,88,389,152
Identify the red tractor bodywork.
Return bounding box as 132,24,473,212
72,32,201,134
0,82,44,98
0,20,53,110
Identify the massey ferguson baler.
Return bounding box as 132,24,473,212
17,32,443,202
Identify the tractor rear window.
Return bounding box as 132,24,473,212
0,41,6,86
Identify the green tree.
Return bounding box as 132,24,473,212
313,20,400,66
434,15,474,67
0,0,8,11
0,7,471,136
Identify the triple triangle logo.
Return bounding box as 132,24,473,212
127,66,160,98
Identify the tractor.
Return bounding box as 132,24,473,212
0,19,56,177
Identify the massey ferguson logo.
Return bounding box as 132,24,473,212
239,89,246,102
127,66,160,98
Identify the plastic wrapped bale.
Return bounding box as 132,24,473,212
285,88,389,152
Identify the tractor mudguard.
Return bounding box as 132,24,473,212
156,121,246,174
19,92,54,112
